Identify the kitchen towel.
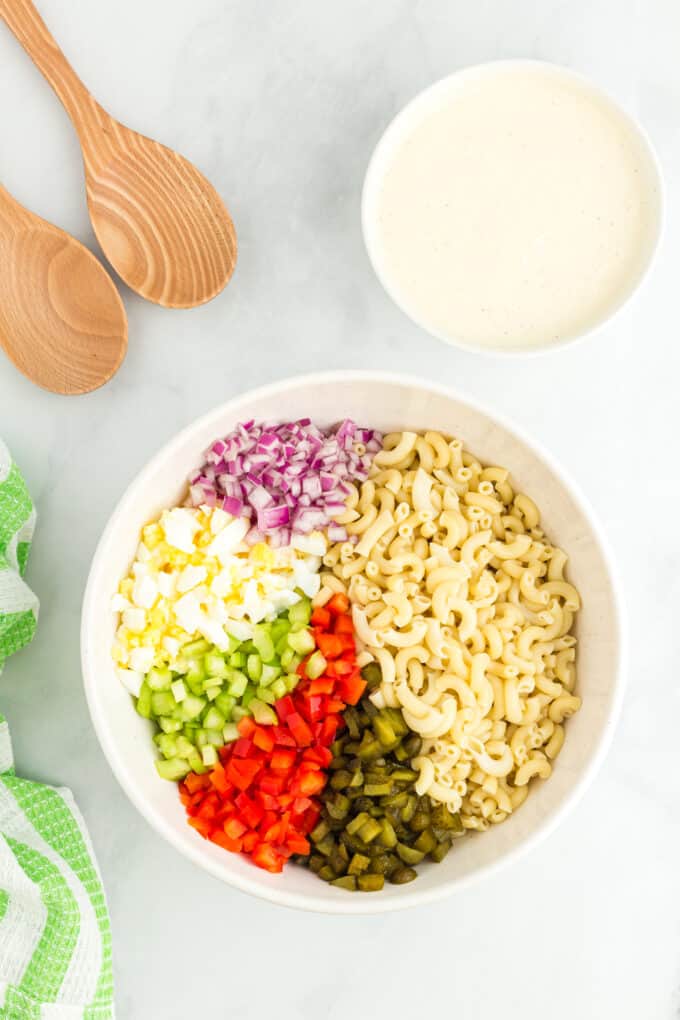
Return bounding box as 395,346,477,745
0,439,114,1020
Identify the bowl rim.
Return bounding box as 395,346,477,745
81,369,627,913
361,58,666,358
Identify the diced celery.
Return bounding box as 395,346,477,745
284,673,300,692
176,736,196,759
241,684,256,709
246,654,262,681
275,632,291,655
229,650,246,669
185,674,205,697
222,723,239,743
252,625,275,663
225,634,241,655
256,686,277,705
154,733,178,759
287,628,315,655
147,668,172,691
232,705,250,722
259,663,282,687
306,651,327,680
196,727,223,747
204,685,221,701
179,695,206,721
151,691,176,717
288,596,311,626
204,651,228,678
250,699,277,725
202,744,218,767
203,707,226,731
270,618,290,644
171,680,187,702
135,682,152,719
155,758,190,781
182,725,199,742
228,671,248,698
185,657,207,679
279,650,302,675
183,639,210,657
188,750,207,774
215,692,236,718
270,678,287,701
159,716,183,734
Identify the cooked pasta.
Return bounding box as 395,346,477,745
314,429,581,832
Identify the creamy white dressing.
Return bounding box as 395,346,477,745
370,65,661,351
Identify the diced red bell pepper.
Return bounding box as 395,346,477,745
315,633,344,660
306,695,327,722
272,725,297,747
302,746,333,767
224,817,247,840
287,712,313,747
286,832,310,855
210,761,230,794
308,677,334,695
326,658,353,677
187,815,212,838
185,772,210,795
242,831,259,853
259,773,286,795
310,606,331,628
254,790,280,811
253,726,275,752
333,612,354,635
337,673,366,705
327,593,350,615
275,695,296,722
292,797,313,816
211,830,242,853
293,770,326,796
233,737,255,758
237,716,257,738
271,748,296,771
226,758,262,791
252,844,285,873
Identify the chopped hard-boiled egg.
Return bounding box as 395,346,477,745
112,506,326,671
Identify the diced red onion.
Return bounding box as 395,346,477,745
249,486,273,511
222,496,245,517
187,418,382,546
257,504,291,531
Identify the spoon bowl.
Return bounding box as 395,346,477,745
0,186,127,394
84,122,237,308
1,0,237,309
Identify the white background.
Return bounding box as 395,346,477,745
1,1,679,1017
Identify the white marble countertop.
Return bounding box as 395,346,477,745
1,1,679,1017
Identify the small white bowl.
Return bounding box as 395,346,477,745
362,60,665,356
82,372,625,913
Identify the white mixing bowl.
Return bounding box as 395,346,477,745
82,372,625,913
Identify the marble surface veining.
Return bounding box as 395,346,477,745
0,1,678,1017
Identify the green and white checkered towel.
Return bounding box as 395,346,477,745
0,440,114,1020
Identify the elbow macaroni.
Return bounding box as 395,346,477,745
319,429,582,832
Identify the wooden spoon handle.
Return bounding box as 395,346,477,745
0,0,99,132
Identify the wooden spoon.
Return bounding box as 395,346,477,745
0,0,237,309
0,184,127,394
